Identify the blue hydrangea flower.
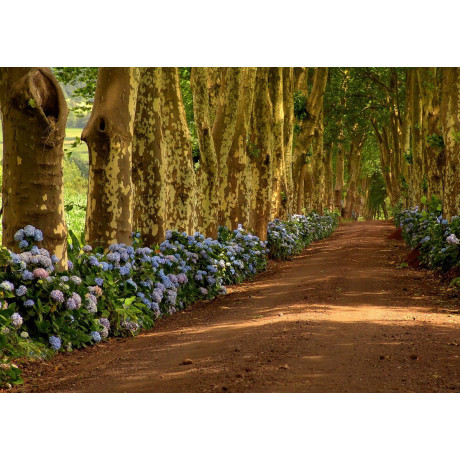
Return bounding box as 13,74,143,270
24,299,35,307
95,277,103,286
24,225,36,237
33,229,43,242
14,229,25,241
49,336,62,351
67,260,74,271
51,255,59,264
19,240,29,249
22,270,34,281
90,331,102,343
82,245,92,253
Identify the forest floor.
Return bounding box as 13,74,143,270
14,220,460,393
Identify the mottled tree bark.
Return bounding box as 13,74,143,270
132,67,167,245
191,67,219,238
269,67,287,219
283,67,295,216
161,67,197,235
226,68,257,229
249,68,273,241
212,68,243,227
440,68,460,219
83,67,140,247
0,67,68,269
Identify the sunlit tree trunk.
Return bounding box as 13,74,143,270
227,68,257,229
269,67,287,219
249,68,273,241
440,68,460,219
283,67,295,216
132,67,167,245
83,67,140,247
212,68,243,227
191,67,219,238
0,67,68,269
161,67,197,234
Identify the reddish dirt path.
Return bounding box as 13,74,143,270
15,220,460,392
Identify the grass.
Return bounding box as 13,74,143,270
0,126,88,246
64,127,89,165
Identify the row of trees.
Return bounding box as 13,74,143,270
0,67,459,271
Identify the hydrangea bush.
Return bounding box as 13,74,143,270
395,206,460,272
0,213,338,389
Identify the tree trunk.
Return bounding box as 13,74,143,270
343,134,366,219
191,67,219,238
324,143,334,211
409,69,423,206
132,67,167,246
226,68,257,230
161,67,197,235
334,135,345,211
249,68,273,241
83,67,140,247
418,68,445,202
283,68,295,216
269,67,287,219
440,68,460,219
0,67,68,269
293,68,328,214
212,68,243,227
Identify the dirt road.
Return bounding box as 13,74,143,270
16,220,460,392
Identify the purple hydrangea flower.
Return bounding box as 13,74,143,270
50,290,65,303
49,336,62,351
15,285,27,297
11,312,23,328
22,271,34,281
0,281,15,292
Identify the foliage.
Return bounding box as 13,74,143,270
53,67,98,116
267,212,339,260
395,203,460,272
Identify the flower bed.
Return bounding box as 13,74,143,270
0,212,338,389
395,207,460,272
